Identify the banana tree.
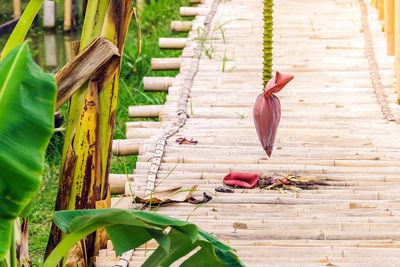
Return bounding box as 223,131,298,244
0,42,57,266
46,0,134,263
43,209,244,267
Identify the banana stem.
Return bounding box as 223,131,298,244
263,0,273,86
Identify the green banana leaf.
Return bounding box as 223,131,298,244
46,208,244,267
0,42,56,260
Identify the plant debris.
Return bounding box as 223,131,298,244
233,222,248,232
187,192,212,204
215,187,234,193
135,185,198,205
257,173,328,191
176,137,198,145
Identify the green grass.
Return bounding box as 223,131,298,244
24,0,191,265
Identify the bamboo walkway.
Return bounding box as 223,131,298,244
98,0,400,266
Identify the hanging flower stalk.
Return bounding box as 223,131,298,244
264,0,273,85
253,72,293,156
46,0,133,263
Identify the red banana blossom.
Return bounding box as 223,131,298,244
253,71,294,157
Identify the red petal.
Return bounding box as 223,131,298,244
223,172,260,189
264,71,294,97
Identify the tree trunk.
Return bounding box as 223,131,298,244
45,0,133,264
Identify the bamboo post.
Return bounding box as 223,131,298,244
64,0,72,31
126,127,161,139
395,0,400,102
143,77,174,91
112,139,142,156
378,0,385,20
151,58,182,70
109,174,134,194
159,38,188,49
171,21,193,32
112,250,133,267
128,105,163,117
384,0,395,55
13,0,21,19
43,0,56,29
180,7,208,17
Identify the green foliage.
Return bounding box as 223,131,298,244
44,209,243,267
0,42,56,261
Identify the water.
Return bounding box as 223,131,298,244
0,0,83,73
1,30,81,73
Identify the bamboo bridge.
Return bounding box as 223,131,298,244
98,0,400,265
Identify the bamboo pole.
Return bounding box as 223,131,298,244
395,0,400,102
128,105,163,117
180,7,208,17
13,0,21,19
64,0,72,31
151,58,182,70
43,0,56,29
125,121,160,128
159,38,188,49
112,250,133,267
171,21,193,32
189,0,203,3
384,0,395,55
109,174,134,194
378,0,385,20
143,76,174,91
112,139,142,156
126,127,161,139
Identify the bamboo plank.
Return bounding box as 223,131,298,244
180,7,208,17
159,37,188,49
128,105,163,118
171,21,193,32
151,58,183,70
143,76,174,91
109,174,134,194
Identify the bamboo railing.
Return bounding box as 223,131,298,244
373,0,400,101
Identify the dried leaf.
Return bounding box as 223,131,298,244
135,185,198,205
55,37,120,109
